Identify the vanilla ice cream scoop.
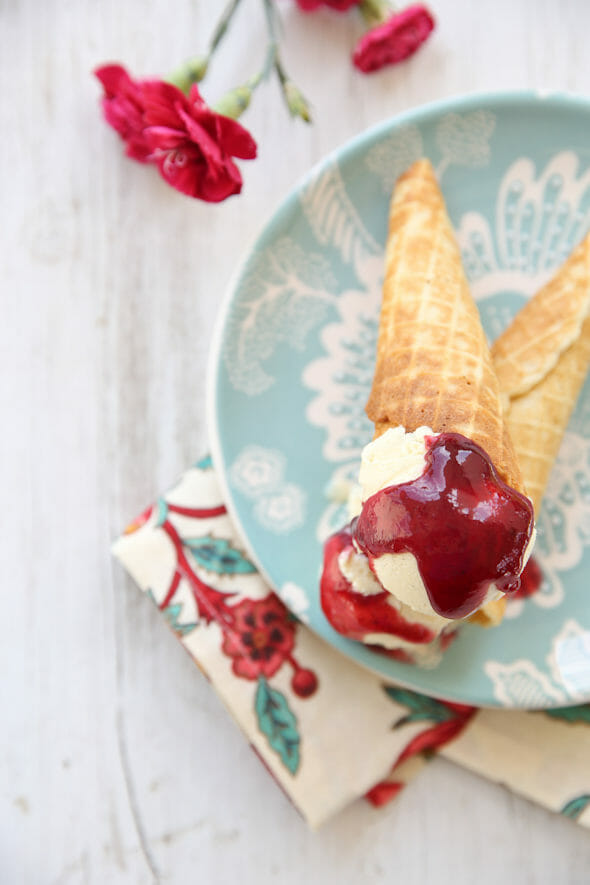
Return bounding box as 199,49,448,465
348,427,452,617
351,427,535,620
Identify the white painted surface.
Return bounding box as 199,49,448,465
3,1,590,882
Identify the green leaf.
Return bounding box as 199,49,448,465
146,590,198,638
154,498,168,527
255,677,300,775
195,454,213,470
184,536,257,575
561,794,590,820
162,602,198,637
384,686,455,726
546,704,590,726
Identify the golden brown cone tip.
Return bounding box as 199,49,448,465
468,596,506,627
367,157,525,498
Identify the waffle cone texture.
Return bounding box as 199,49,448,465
366,158,525,496
492,231,590,513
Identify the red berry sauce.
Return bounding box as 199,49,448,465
353,433,534,619
320,526,437,644
512,555,543,599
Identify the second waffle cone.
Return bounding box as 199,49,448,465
492,232,590,513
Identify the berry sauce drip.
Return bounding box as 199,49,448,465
320,527,437,644
353,432,535,619
352,433,533,618
512,555,542,599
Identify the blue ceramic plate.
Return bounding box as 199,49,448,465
209,92,590,709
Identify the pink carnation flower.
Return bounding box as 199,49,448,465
353,4,435,73
295,0,359,10
95,64,257,202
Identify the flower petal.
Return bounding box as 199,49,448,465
215,114,258,160
94,64,134,97
353,4,435,74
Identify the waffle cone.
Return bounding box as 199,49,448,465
367,158,525,497
474,236,590,627
491,232,590,513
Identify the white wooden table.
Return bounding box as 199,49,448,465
4,1,590,881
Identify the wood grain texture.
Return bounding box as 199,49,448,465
3,0,590,882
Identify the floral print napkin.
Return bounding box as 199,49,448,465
112,457,590,829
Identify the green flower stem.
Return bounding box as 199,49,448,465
258,39,279,85
274,56,288,88
262,0,281,42
166,0,244,93
209,0,244,54
358,0,393,28
213,41,277,118
263,0,312,123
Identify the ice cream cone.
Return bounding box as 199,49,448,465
366,158,525,496
472,234,590,627
492,232,590,513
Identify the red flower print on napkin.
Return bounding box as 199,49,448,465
222,596,296,680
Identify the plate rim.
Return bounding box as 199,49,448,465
207,88,590,710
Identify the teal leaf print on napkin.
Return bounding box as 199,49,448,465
154,498,168,527
146,589,198,638
184,536,257,575
561,795,590,821
195,454,213,470
384,686,456,727
546,704,590,726
162,602,198,637
255,677,300,775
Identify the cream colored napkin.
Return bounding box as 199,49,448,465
113,457,590,829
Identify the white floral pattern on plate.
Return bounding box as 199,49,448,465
300,162,382,288
229,445,306,535
484,659,567,708
548,619,590,700
458,151,590,301
254,484,306,534
303,290,378,466
434,109,496,177
364,110,497,189
486,619,590,706
223,237,337,396
365,125,424,194
230,445,286,497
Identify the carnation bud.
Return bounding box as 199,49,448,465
167,54,209,93
214,84,253,119
358,0,391,26
282,80,312,123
